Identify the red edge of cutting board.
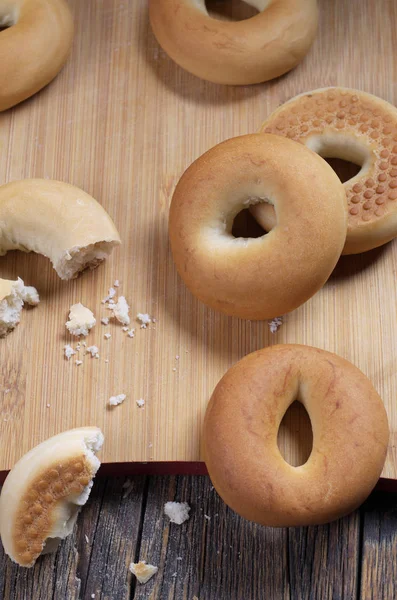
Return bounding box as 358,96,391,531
0,464,396,495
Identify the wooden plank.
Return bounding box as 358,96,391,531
0,476,147,600
288,512,361,600
360,492,397,600
132,475,290,600
0,0,396,477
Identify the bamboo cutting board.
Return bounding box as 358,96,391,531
1,0,397,480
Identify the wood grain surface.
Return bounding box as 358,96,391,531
0,475,396,600
0,0,397,477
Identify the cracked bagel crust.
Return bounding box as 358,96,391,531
203,344,389,527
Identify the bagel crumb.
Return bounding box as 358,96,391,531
112,296,130,325
114,280,120,287
109,394,126,406
66,303,96,337
268,316,283,333
86,346,99,358
164,501,190,524
101,287,116,304
129,561,158,584
64,344,76,360
136,398,145,408
75,360,83,366
137,313,152,328
101,317,109,326
127,329,135,338
104,333,111,340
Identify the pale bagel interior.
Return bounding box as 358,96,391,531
0,427,104,567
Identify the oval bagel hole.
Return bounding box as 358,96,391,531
232,208,267,238
205,0,259,21
277,401,313,467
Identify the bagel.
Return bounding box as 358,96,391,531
0,427,104,567
168,134,347,320
253,87,397,254
0,0,73,111
0,277,39,337
203,345,389,527
0,179,121,279
149,0,318,85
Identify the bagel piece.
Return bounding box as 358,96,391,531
0,277,39,337
253,87,397,254
0,427,104,567
0,179,121,279
0,0,73,111
149,0,318,85
203,345,389,527
169,134,347,320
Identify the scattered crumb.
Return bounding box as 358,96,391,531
104,333,111,339
85,534,89,544
122,326,129,331
91,595,95,599
137,313,151,329
64,344,76,360
164,501,190,525
172,367,177,372
82,341,87,347
75,360,83,366
204,514,211,521
136,398,145,408
175,355,180,360
86,345,99,358
46,404,50,408
114,279,120,287
130,561,158,584
127,328,135,338
109,393,126,406
172,572,177,577
112,296,130,325
101,317,109,326
104,359,109,363
177,557,182,561
268,316,283,334
148,443,153,448
102,287,117,304
66,303,96,337
20,285,40,306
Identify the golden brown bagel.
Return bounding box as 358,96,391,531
203,345,389,527
0,0,73,111
168,134,347,320
149,0,318,85
253,87,397,254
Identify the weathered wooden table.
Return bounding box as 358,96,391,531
0,476,396,600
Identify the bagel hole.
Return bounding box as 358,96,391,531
205,0,259,21
323,157,361,183
231,208,267,238
277,401,313,467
